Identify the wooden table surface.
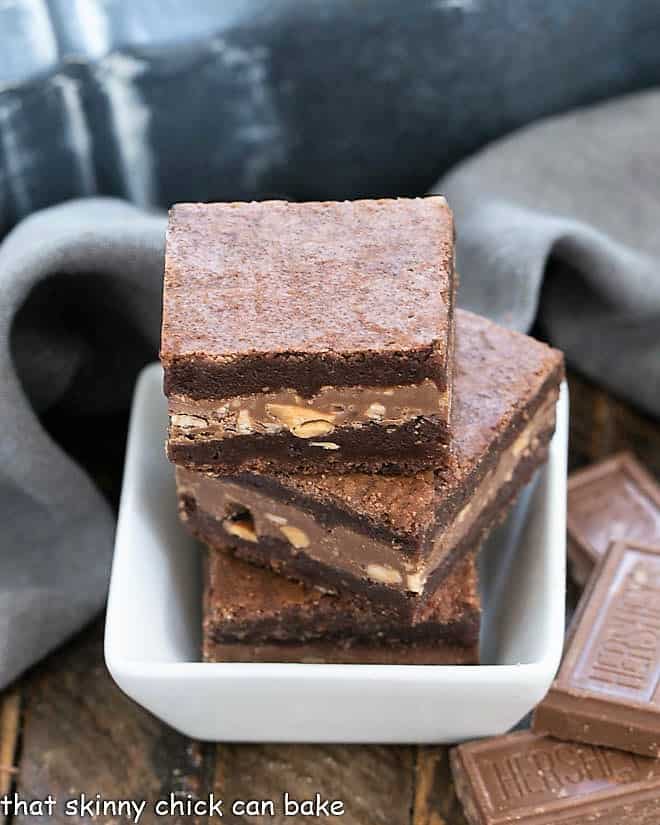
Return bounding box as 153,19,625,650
1,371,658,825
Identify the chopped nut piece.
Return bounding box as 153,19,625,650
455,502,472,524
222,516,258,543
366,402,386,420
295,419,335,437
265,403,335,438
512,428,532,457
171,413,208,429
265,513,288,525
309,442,341,450
406,571,426,593
279,525,310,549
237,409,252,433
366,564,403,585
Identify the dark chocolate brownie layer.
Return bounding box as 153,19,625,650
161,198,455,399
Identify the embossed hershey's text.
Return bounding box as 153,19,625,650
574,555,660,698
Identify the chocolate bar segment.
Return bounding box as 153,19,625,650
567,452,660,586
203,548,480,650
532,540,660,757
178,310,563,618
161,197,456,474
451,730,660,825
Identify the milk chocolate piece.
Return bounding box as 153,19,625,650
532,540,660,758
161,197,456,474
451,731,660,825
567,452,660,586
178,310,563,618
203,547,480,651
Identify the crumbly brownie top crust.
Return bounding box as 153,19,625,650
160,198,454,396
162,197,453,356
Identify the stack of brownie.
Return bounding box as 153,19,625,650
159,197,564,666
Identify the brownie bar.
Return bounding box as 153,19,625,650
532,539,660,758
451,731,660,825
567,452,660,586
203,547,480,648
161,197,456,474
178,310,564,619
202,550,479,665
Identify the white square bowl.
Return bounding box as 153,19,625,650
105,363,568,743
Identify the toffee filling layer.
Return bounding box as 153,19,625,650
178,392,556,596
168,379,449,444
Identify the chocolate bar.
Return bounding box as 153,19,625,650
161,197,456,475
178,310,563,618
567,452,660,586
202,547,480,665
451,730,660,825
532,539,660,757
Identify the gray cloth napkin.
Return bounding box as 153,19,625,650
1,89,660,689
0,198,165,689
435,88,660,420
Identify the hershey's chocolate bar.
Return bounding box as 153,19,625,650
533,539,660,757
567,452,660,586
451,730,660,825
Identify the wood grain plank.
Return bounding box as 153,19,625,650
14,619,213,824
0,689,21,824
567,370,660,475
412,747,467,825
213,743,415,825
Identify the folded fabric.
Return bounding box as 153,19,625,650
434,88,660,420
4,0,659,235
0,198,165,688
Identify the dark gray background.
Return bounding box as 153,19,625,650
2,0,660,235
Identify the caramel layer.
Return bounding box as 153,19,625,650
168,379,449,443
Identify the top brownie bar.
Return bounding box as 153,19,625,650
161,198,456,475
